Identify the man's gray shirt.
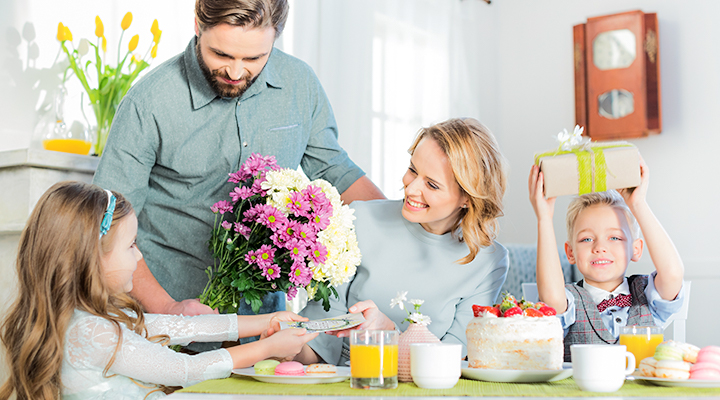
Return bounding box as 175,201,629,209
94,38,364,307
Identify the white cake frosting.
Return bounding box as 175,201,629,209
466,314,563,370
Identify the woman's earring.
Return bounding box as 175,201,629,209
462,204,468,208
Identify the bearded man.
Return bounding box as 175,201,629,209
94,0,383,323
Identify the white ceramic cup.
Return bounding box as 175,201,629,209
571,344,635,392
410,343,462,389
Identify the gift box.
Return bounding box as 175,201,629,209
535,142,641,198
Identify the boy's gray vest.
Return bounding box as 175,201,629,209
563,275,655,362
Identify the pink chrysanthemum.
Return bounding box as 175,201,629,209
304,186,331,213
285,238,309,263
242,153,278,178
289,261,313,286
261,263,281,281
309,242,328,264
221,221,232,230
287,191,311,217
256,244,276,267
276,220,302,243
227,170,250,183
211,200,233,215
233,222,251,239
294,223,317,244
251,177,267,197
260,205,287,229
244,249,260,265
308,210,331,231
287,286,298,300
229,186,255,203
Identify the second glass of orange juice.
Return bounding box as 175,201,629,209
619,325,663,368
350,330,398,389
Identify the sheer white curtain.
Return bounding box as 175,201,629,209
282,0,494,199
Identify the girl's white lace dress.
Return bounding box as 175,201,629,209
62,309,238,399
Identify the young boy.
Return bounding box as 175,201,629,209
529,159,685,361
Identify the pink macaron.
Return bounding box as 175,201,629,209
274,361,306,376
690,362,720,380
697,346,720,365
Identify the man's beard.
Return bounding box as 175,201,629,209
196,41,258,99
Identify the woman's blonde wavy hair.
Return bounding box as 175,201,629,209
0,181,165,400
408,118,507,264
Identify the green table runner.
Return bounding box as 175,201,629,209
178,376,720,397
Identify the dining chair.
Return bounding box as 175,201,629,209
521,280,691,342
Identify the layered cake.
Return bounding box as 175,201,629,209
466,293,563,370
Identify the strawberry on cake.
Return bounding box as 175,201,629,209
466,293,563,370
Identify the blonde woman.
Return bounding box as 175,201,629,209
297,118,509,365
0,182,316,400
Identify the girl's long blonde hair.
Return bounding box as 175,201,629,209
408,118,507,264
0,181,155,400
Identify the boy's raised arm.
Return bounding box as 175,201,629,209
529,165,569,313
619,159,684,301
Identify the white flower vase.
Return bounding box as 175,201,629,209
398,323,440,382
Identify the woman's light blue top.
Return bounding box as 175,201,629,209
302,200,509,365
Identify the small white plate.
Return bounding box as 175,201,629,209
461,361,573,383
232,366,350,384
628,373,720,388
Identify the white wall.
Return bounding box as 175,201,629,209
488,1,720,347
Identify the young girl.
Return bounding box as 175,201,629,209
0,181,317,400
296,117,509,365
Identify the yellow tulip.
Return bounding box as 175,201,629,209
128,34,139,52
95,16,104,37
150,19,159,36
56,22,65,41
151,43,158,58
64,26,73,42
121,12,133,30
102,36,107,53
153,30,162,45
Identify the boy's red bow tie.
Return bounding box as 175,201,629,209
596,294,633,312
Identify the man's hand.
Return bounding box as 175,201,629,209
164,299,219,316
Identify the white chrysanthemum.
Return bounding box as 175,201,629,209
390,291,408,309
409,299,424,306
262,170,310,213
409,313,431,326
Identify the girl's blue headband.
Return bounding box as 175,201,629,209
99,189,116,238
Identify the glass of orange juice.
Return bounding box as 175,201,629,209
350,330,398,389
619,325,663,368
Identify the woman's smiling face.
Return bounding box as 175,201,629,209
401,137,468,235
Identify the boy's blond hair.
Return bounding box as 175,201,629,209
566,190,641,242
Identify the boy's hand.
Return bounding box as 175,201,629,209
618,157,649,212
529,165,556,220
265,328,319,359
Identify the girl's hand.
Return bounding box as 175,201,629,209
267,311,308,335
618,157,649,212
330,300,394,338
528,165,556,220
264,328,319,359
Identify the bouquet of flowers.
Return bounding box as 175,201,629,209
199,154,361,313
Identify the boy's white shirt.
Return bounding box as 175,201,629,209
558,271,684,338
583,278,631,305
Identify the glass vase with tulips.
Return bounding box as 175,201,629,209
55,12,161,155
